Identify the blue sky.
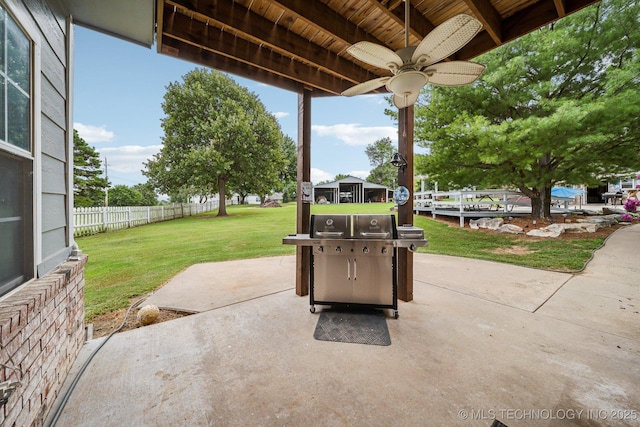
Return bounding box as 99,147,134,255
73,26,401,186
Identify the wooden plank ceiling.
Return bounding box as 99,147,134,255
156,0,601,97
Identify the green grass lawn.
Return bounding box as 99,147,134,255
78,202,608,320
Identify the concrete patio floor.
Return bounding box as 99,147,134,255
49,224,640,426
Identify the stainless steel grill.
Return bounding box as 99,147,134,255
283,214,427,318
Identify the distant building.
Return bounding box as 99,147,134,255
313,176,391,204
586,172,640,204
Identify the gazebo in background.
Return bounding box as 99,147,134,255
313,176,390,204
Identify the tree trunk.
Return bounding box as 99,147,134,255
530,192,543,219
541,186,552,219
520,186,553,219
218,175,228,216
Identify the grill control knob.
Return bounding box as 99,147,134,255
335,246,342,253
381,247,388,254
362,247,369,254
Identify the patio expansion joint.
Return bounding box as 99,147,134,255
156,286,296,314
531,274,575,313
414,278,538,313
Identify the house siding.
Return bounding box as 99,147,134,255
1,1,84,426
25,0,71,275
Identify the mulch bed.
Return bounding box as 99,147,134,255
90,305,193,338
430,214,624,240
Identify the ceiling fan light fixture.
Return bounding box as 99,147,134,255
386,71,427,98
341,10,484,109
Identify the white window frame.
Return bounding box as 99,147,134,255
0,0,41,299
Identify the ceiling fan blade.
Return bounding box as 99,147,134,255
412,14,483,66
341,77,390,96
347,41,403,70
393,91,421,109
424,61,486,86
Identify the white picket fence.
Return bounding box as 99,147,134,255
73,201,219,237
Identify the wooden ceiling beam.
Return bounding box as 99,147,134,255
162,0,382,85
160,36,353,97
270,0,387,47
465,0,503,44
553,0,567,17
458,0,600,59
456,0,558,59
159,10,370,95
160,36,303,93
564,0,599,14
367,0,435,41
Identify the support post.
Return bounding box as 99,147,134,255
296,89,312,296
397,106,414,302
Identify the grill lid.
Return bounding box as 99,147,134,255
353,214,397,239
310,214,351,238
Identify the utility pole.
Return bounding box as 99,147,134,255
104,157,109,207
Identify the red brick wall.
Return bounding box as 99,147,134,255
0,256,87,427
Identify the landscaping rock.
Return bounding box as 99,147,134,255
137,304,160,326
469,217,504,230
560,223,599,233
602,207,625,215
527,224,565,238
576,214,619,227
468,214,618,238
497,224,524,234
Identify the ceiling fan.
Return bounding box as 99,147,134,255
341,1,486,109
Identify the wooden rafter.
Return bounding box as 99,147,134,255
465,0,503,45
553,0,567,17
270,0,387,47
156,0,603,97
160,0,388,95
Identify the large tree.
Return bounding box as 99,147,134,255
411,0,640,218
73,130,108,207
144,69,286,216
279,135,297,203
108,185,143,207
133,183,158,206
365,137,397,188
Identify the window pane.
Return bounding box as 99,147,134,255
0,153,33,295
0,154,22,218
8,83,29,150
6,13,29,92
0,222,23,290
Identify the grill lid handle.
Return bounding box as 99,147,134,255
315,231,345,237
359,232,390,238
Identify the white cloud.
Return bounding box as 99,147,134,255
74,123,115,143
97,145,162,175
310,168,334,184
273,111,289,119
312,123,396,146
